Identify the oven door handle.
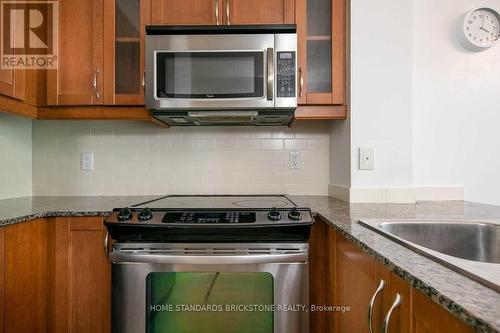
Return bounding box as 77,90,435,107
109,252,308,265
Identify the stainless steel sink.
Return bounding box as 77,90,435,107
359,219,500,291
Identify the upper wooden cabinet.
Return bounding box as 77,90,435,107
296,0,345,105
151,0,219,25
0,68,25,101
47,0,105,105
151,0,294,25
227,0,295,25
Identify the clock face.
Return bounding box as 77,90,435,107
464,8,500,48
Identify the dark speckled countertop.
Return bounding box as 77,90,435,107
1,195,499,332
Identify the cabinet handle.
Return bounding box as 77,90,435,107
225,0,230,25
381,293,402,333
104,231,110,262
368,279,385,333
298,67,304,97
215,0,219,25
92,68,100,99
142,71,146,92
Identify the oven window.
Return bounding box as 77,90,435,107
146,272,274,333
156,52,264,99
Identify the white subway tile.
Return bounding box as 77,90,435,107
261,139,284,150
284,139,306,150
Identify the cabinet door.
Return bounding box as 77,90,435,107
54,217,110,333
105,0,150,105
47,0,104,105
0,227,4,333
376,264,411,333
4,220,50,333
0,68,25,100
0,9,25,101
309,220,328,333
296,0,345,105
151,0,220,25
412,290,475,333
334,234,382,333
227,0,294,25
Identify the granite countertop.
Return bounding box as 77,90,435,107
1,195,499,332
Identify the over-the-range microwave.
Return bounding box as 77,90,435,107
145,25,297,126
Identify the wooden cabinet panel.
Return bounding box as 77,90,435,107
0,68,25,100
0,228,4,333
309,220,328,333
151,0,219,25
376,263,411,333
54,217,110,333
228,0,294,25
4,220,51,333
47,0,104,105
412,290,475,333
334,234,381,333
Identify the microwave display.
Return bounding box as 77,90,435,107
156,52,264,99
276,52,296,98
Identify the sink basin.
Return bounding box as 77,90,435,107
359,219,500,291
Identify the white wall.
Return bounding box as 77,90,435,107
413,0,500,205
350,0,414,189
0,113,32,199
32,121,330,196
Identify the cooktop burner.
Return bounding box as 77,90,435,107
132,195,296,209
105,195,314,242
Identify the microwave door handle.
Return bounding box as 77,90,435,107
266,47,274,101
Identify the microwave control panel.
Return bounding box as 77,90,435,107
276,52,296,98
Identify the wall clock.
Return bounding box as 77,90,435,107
457,7,500,52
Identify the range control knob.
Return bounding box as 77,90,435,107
117,207,132,221
138,207,153,221
288,207,302,221
267,207,281,221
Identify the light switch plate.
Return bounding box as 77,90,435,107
359,147,375,170
81,152,94,171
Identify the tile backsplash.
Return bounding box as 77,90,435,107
32,121,330,196
0,113,32,199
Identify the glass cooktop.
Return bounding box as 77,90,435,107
132,195,297,210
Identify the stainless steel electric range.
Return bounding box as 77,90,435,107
104,195,313,333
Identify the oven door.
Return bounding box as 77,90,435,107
146,34,275,110
109,243,309,333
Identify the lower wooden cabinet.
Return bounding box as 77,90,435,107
412,290,474,333
310,218,477,333
2,219,51,333
53,217,111,333
0,227,4,333
0,217,110,333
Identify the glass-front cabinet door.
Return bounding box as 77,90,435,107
296,0,345,105
108,0,150,105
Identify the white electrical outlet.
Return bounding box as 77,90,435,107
359,147,375,170
81,152,94,171
289,151,301,169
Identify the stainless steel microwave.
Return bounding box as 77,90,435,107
145,25,297,126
